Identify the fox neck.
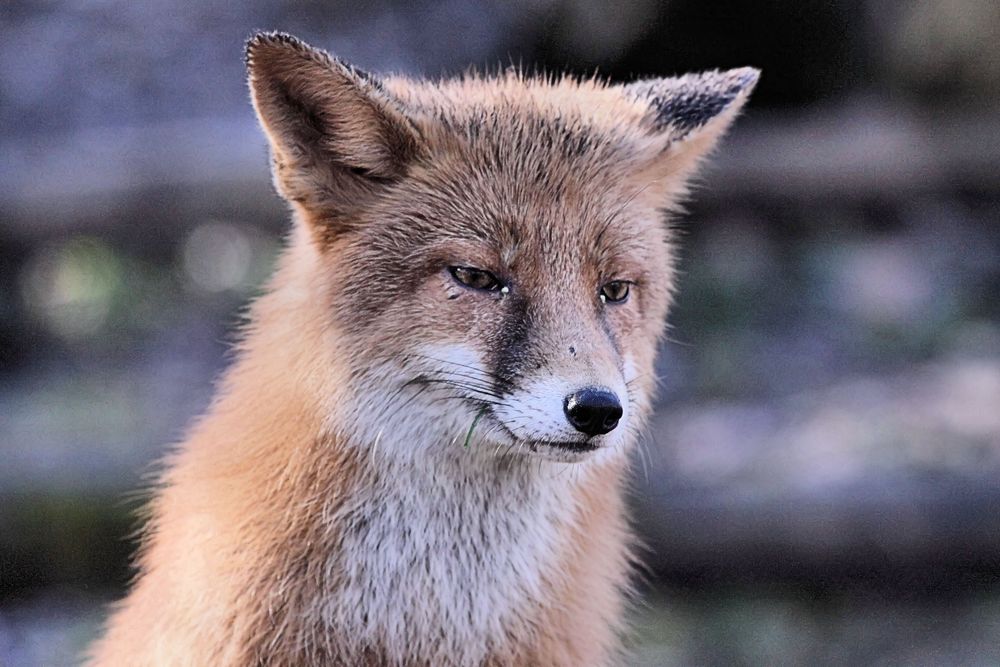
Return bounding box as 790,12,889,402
325,446,607,663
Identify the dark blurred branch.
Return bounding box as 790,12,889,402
1,119,282,241
713,101,1000,203
3,100,999,242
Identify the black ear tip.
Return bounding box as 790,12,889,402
728,67,761,91
244,31,307,67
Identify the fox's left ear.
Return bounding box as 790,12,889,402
624,67,759,184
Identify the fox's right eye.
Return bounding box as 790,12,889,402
448,266,503,292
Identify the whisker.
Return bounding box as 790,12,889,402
419,366,512,392
406,369,503,393
410,353,522,388
426,394,504,408
370,427,384,466
409,377,505,401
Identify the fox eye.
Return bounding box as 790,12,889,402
600,281,630,304
449,266,503,292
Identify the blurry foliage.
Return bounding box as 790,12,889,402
0,493,139,597
662,198,999,400
11,223,280,365
631,592,1000,665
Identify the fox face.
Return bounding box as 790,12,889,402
246,33,757,464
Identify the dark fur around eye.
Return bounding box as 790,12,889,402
449,266,503,292
600,281,631,303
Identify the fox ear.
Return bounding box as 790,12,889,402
245,32,423,226
625,68,759,183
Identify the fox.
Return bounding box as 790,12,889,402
86,31,757,666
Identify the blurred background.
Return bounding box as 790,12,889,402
2,0,999,664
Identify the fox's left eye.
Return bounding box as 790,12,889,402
600,281,631,304
449,266,503,292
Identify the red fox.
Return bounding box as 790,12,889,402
87,32,756,666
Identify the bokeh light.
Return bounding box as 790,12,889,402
181,221,253,294
20,238,122,340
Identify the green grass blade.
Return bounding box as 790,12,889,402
463,408,487,449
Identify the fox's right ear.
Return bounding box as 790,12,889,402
245,32,423,230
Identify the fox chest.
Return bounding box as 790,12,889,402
321,469,576,663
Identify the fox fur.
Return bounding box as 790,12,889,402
87,32,757,666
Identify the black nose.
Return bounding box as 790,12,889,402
563,388,623,436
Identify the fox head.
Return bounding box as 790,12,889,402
245,33,756,464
